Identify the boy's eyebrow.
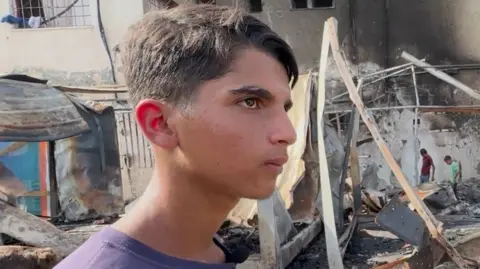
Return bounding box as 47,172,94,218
229,85,273,100
229,85,293,111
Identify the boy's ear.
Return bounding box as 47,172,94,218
135,99,178,150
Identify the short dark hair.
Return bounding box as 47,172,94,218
444,155,452,161
420,148,427,154
121,4,298,107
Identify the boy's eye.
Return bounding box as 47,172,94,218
239,98,260,109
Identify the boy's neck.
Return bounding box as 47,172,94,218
114,168,238,263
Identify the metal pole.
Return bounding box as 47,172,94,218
362,66,412,88
411,66,420,185
332,93,386,120
412,65,420,135
360,62,414,79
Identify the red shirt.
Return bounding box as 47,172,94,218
421,154,433,176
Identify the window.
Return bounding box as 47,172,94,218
291,0,333,9
196,0,216,4
11,0,91,28
146,0,179,12
249,0,263,13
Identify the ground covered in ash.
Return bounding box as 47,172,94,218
219,221,407,268
286,232,406,269
219,179,480,268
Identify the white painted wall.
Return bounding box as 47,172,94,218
0,0,145,85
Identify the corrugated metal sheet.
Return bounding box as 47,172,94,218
0,75,90,142
55,98,123,221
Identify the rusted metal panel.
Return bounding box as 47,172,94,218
0,75,89,142
55,98,123,221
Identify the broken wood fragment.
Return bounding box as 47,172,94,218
325,17,472,269
0,201,82,258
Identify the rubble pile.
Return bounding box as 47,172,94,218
280,179,480,269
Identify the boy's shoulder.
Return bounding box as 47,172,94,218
54,226,236,269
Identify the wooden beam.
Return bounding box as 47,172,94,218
0,201,82,257
280,217,323,267
326,17,472,269
401,52,480,101
54,85,128,94
316,18,344,269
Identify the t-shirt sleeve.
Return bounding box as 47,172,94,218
450,162,459,181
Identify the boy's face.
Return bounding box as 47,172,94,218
445,160,452,165
137,48,296,200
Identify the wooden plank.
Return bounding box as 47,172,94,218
401,52,480,101
316,18,344,269
325,17,471,269
280,217,323,267
54,85,128,94
0,201,82,257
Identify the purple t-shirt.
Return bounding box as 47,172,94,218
54,226,237,269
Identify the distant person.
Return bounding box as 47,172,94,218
444,155,462,198
420,148,435,184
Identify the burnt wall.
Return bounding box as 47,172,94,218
387,0,480,109
248,0,351,73
350,0,388,68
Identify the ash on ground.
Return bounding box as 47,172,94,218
218,221,407,268
286,231,406,269
219,179,480,268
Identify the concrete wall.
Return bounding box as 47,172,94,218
248,0,350,74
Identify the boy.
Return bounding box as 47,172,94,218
54,4,298,269
420,148,435,184
444,155,462,199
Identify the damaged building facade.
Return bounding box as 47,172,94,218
1,0,480,197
